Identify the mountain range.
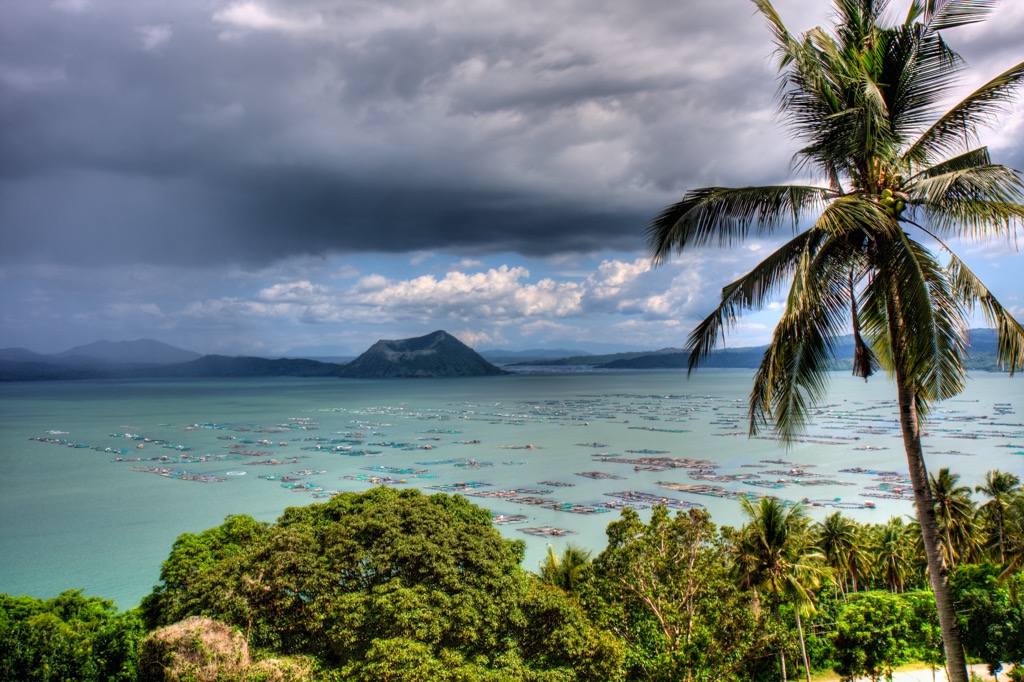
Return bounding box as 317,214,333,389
0,332,504,381
513,327,1009,372
0,339,202,366
0,328,1011,381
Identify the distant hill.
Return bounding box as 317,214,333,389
0,348,51,363
0,361,110,381
339,330,508,378
0,355,346,381
510,349,676,367
480,348,591,364
148,355,345,378
289,355,356,364
0,339,346,381
600,349,760,370
56,339,202,365
514,328,1009,372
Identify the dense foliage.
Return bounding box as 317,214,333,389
590,506,772,681
3,469,1022,681
140,486,624,681
0,591,143,681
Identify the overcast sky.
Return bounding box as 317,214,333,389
2,0,1022,356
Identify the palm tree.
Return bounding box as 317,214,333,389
1001,494,1024,576
903,519,931,585
646,2,1024,679
736,497,827,682
873,516,914,593
816,511,869,596
930,467,977,568
975,469,1021,564
538,543,593,595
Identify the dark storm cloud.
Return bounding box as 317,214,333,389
1,0,1020,267
0,0,783,266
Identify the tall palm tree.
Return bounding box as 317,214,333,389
975,469,1021,564
783,528,831,682
930,467,977,568
647,1,1024,679
736,497,827,682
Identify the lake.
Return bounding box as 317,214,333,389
1,369,1020,609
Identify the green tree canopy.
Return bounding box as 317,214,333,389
141,487,623,681
832,592,914,681
975,469,1022,564
0,590,143,682
949,563,1024,676
592,505,770,682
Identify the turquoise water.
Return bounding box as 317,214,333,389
1,370,1021,609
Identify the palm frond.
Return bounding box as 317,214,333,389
911,163,1024,238
887,24,962,145
750,318,833,441
647,185,834,263
858,62,895,155
903,235,968,407
685,230,829,373
815,193,892,236
909,147,991,177
687,195,883,377
856,269,897,381
945,253,1024,374
783,32,876,172
864,232,968,415
834,0,888,53
752,0,802,68
905,60,1024,165
905,0,926,25
925,0,999,31
749,234,858,441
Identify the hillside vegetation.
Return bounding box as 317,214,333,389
2,477,1022,681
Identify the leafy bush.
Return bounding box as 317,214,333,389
0,590,143,681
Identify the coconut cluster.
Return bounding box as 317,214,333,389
879,188,906,217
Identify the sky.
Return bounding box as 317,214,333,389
2,0,1022,357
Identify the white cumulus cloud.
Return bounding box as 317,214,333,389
136,24,172,52
213,2,324,37
258,280,331,303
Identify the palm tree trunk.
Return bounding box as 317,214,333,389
894,378,969,682
944,516,957,570
771,579,787,681
795,608,811,682
997,504,1006,564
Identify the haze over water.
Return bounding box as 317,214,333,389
1,370,1021,609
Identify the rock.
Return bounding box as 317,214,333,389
139,617,250,682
